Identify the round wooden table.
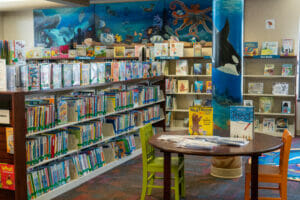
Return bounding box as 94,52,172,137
149,132,283,200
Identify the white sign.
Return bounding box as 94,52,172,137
266,19,275,30
0,109,10,124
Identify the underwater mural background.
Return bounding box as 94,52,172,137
34,0,213,47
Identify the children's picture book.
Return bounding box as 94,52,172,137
119,62,126,81
193,43,202,57
97,62,106,83
76,45,86,57
264,64,275,76
230,106,254,140
244,42,259,56
261,41,278,55
40,63,51,90
134,45,145,57
263,118,275,132
86,46,94,57
105,62,112,82
52,63,62,89
59,45,69,58
176,60,188,75
281,64,293,76
243,100,253,106
6,127,14,154
194,99,202,106
81,64,90,86
43,48,51,59
276,118,288,132
206,63,212,75
206,81,212,93
282,101,291,114
170,42,184,57
0,60,6,91
177,80,189,93
248,82,264,94
94,46,106,57
114,46,125,57
28,64,40,91
125,62,132,80
72,63,81,86
189,106,213,136
154,43,168,57
90,63,98,84
68,49,76,58
194,81,203,93
125,49,135,57
0,163,15,190
14,40,26,64
193,63,202,75
112,62,120,82
50,47,60,58
281,39,294,56
62,64,72,88
272,82,289,95
259,97,273,113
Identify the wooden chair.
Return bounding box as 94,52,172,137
140,124,185,200
244,129,292,200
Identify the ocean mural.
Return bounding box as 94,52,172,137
212,0,244,130
33,0,213,47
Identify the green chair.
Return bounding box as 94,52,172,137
140,124,185,200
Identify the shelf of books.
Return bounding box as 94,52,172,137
0,53,166,199
243,55,297,137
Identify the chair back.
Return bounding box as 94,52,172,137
279,129,292,177
140,124,155,170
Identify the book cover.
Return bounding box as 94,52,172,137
40,63,51,90
125,49,135,57
76,45,86,57
244,42,259,56
105,62,112,82
282,101,291,114
62,64,72,88
259,97,273,113
206,63,212,75
261,41,278,55
264,64,275,76
97,62,106,83
230,106,254,140
125,62,132,80
50,47,60,59
0,59,7,91
194,99,202,106
119,62,126,81
281,39,294,56
68,49,76,58
94,46,106,57
43,48,51,59
86,46,94,57
194,81,203,93
81,64,90,86
90,63,98,84
189,106,213,136
193,63,202,75
142,62,151,78
154,43,168,57
112,62,119,82
263,118,275,132
177,80,189,93
151,62,159,76
28,64,40,91
6,127,14,154
72,63,81,86
281,64,293,76
206,81,212,93
59,45,69,58
243,100,253,106
114,46,125,57
6,66,16,91
0,163,15,190
14,40,26,64
176,60,188,75
170,42,184,57
276,118,288,131
248,82,264,94
193,43,202,57
134,45,145,57
272,82,289,95
52,64,62,89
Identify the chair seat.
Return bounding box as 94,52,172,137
245,164,282,182
148,157,183,172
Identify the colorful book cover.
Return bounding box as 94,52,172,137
76,45,86,57
119,62,126,81
259,97,273,113
125,62,132,80
112,62,119,82
151,62,159,76
193,43,202,57
154,43,168,57
230,106,254,140
5,127,14,154
105,62,112,82
94,46,106,57
57,100,68,125
40,63,51,90
72,63,81,86
281,39,294,56
244,42,259,56
28,64,40,91
81,64,90,85
0,163,15,190
263,118,275,132
194,99,202,106
0,59,6,91
272,82,289,95
90,63,98,84
264,64,275,76
52,64,62,89
97,62,106,83
142,62,150,78
248,82,264,94
125,49,135,57
276,118,288,131
206,81,212,93
20,65,28,90
170,42,184,57
243,100,253,106
206,63,212,75
50,47,60,59
68,49,76,58
62,64,72,88
114,46,125,57
86,46,94,57
43,48,51,59
261,41,278,55
176,60,188,75
194,81,203,93
134,45,145,57
281,64,293,76
14,40,26,64
59,45,69,58
282,101,291,114
193,63,202,75
189,106,213,136
177,80,189,93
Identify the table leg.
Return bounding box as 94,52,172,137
178,153,184,196
164,151,171,200
251,154,259,200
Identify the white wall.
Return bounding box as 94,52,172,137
0,13,4,40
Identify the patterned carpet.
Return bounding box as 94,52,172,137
55,138,300,200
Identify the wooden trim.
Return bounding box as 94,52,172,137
47,0,90,6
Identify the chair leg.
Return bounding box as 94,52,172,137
244,173,250,200
180,167,185,198
141,171,148,200
280,181,287,200
174,171,180,200
147,173,155,195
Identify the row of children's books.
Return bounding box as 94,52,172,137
248,82,290,95
258,118,289,133
244,39,294,56
263,63,293,76
6,61,164,91
166,79,212,94
175,61,212,76
244,98,292,114
26,85,162,133
0,40,26,65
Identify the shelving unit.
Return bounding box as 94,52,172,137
0,75,165,200
243,56,297,137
